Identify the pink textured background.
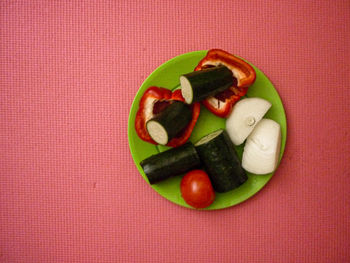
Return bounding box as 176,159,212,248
1,1,349,262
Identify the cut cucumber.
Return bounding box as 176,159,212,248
195,129,247,193
180,65,235,104
140,142,201,184
146,101,192,145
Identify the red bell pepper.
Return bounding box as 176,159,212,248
135,86,200,147
195,49,256,118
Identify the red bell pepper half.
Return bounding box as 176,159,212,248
194,49,256,118
135,86,200,147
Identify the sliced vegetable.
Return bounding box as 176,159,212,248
194,49,256,118
135,87,200,147
195,129,247,193
140,142,201,184
180,65,235,104
242,119,281,175
226,97,272,145
146,101,192,145
180,169,215,209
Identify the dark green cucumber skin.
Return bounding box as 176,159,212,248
146,101,192,143
140,143,201,184
195,130,247,193
182,65,234,103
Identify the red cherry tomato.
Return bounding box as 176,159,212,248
180,170,215,209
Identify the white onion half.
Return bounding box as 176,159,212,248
226,97,271,145
242,118,281,175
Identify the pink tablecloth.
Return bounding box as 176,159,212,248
1,1,349,262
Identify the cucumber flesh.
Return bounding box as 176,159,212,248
146,121,168,145
180,77,194,104
180,65,235,104
140,142,201,184
195,129,247,192
146,101,192,145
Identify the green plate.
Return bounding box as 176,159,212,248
128,50,287,210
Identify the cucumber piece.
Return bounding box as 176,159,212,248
180,65,235,104
140,143,201,184
146,101,192,145
195,129,247,193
